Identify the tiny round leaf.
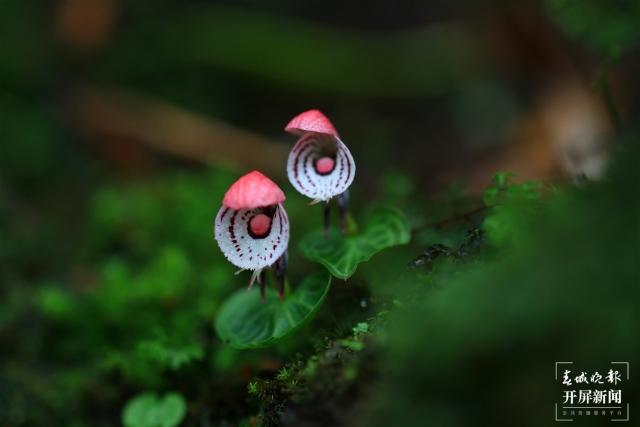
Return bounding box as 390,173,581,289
121,392,187,427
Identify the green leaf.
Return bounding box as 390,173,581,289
491,172,516,189
483,187,499,206
136,340,204,371
507,183,541,200
546,0,640,52
298,208,411,279
214,269,331,349
485,173,542,206
121,392,187,427
352,322,369,336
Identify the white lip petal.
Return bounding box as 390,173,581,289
287,133,355,201
214,203,289,271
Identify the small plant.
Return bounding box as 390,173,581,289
247,382,258,395
214,112,409,350
214,171,290,302
285,110,356,236
352,322,369,337
275,366,293,380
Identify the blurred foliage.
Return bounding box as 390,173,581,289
121,392,187,427
450,80,521,148
546,0,640,53
1,170,240,425
483,172,542,247
98,2,487,98
361,135,639,427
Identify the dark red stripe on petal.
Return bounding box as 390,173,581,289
228,211,237,239
293,148,308,193
293,136,319,187
220,207,229,221
340,144,351,186
292,138,305,154
303,152,317,187
293,133,316,153
293,134,315,179
294,148,302,180
337,150,345,188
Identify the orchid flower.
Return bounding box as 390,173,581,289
214,171,289,302
285,110,355,236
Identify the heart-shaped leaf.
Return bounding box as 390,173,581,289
298,207,410,279
214,268,331,349
121,392,187,427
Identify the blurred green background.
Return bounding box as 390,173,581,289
1,0,638,426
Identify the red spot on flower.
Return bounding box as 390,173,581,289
316,157,335,174
249,214,270,236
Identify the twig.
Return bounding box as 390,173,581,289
411,205,491,235
71,85,290,179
